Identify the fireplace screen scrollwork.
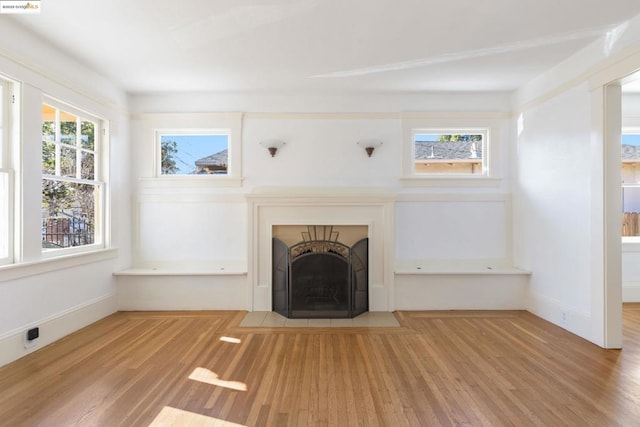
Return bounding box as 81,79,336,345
272,226,368,319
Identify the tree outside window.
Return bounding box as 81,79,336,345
159,133,228,176
41,103,101,250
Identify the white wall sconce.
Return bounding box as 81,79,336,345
260,139,286,157
357,139,383,157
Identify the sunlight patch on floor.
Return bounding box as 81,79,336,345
150,406,247,426
188,367,247,391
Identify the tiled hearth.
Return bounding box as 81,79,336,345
239,311,400,328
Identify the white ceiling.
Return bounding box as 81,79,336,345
7,0,640,94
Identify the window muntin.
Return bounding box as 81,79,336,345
42,102,103,252
0,78,12,265
412,130,487,175
622,132,640,238
157,132,229,176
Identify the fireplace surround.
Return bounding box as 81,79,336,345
247,188,394,313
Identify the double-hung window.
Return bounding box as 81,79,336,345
41,101,105,253
0,78,13,265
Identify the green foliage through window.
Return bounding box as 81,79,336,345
41,103,100,249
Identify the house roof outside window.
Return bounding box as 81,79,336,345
195,149,228,167
415,141,482,161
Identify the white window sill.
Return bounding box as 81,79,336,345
401,176,502,188
0,248,118,283
139,176,243,189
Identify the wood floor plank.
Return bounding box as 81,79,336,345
2,308,640,426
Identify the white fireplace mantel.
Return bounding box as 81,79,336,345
245,186,396,203
246,187,396,312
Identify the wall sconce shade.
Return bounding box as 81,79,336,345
357,139,383,157
260,139,286,157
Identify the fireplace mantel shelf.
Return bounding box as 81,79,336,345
246,187,396,203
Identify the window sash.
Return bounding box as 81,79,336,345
41,177,103,252
43,104,98,179
42,100,104,254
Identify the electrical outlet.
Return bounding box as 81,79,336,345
27,327,39,341
561,311,568,325
24,327,39,349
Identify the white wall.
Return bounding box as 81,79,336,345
126,92,520,311
137,200,246,266
0,20,130,367
514,83,593,339
514,12,640,346
396,199,507,261
242,116,400,189
622,93,640,120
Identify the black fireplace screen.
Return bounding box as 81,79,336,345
272,235,368,319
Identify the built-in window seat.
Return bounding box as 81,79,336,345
393,260,531,310
114,261,247,277
394,260,530,276
114,262,248,311
114,265,247,276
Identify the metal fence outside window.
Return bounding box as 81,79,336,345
42,215,94,248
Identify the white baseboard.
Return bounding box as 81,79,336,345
526,291,592,342
623,282,640,302
0,293,118,368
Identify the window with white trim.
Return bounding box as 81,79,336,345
41,101,105,252
0,78,13,265
412,129,487,175
622,131,640,238
401,114,502,187
141,113,242,187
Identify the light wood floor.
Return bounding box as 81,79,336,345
2,306,640,426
